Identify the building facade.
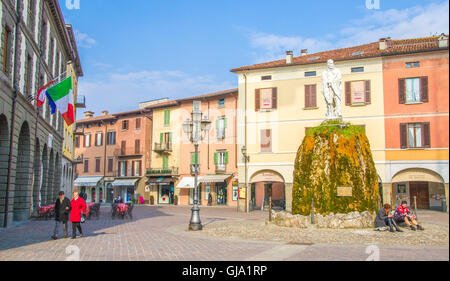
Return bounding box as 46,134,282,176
381,35,449,212
1,0,82,226
176,89,239,207
231,35,449,213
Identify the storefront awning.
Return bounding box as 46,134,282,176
73,176,103,187
176,177,203,189
111,178,139,187
199,174,231,183
146,177,172,185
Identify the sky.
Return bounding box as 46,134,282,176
58,0,450,118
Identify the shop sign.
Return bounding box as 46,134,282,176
232,181,238,201
238,187,246,199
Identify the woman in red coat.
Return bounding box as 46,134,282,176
70,191,87,239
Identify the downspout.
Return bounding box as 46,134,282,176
243,72,248,213
4,1,24,227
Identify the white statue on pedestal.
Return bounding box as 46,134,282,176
322,59,342,119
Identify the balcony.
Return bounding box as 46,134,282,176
215,164,226,174
73,125,84,136
146,167,178,176
190,164,200,175
73,154,83,164
75,95,86,108
153,142,172,153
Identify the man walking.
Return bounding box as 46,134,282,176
51,191,71,240
70,190,87,239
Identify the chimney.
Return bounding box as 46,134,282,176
84,111,94,118
439,33,449,48
102,110,109,116
286,51,293,64
379,38,387,50
301,49,308,56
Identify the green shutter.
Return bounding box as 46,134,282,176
224,118,227,128
191,153,195,165
160,133,163,143
164,110,170,126
163,156,168,169
169,132,172,142
214,152,218,164
225,151,229,164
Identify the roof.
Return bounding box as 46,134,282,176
76,114,117,124
231,35,448,73
177,89,238,102
65,24,83,77
145,100,179,110
113,108,151,117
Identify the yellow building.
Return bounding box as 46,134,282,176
232,45,388,212
145,100,181,204
61,25,84,196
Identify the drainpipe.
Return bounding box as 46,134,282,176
243,72,248,213
4,1,23,228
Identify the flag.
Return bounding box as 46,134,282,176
36,80,55,107
45,76,74,126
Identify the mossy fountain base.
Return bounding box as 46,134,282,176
292,120,380,216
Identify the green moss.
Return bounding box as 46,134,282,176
292,121,379,216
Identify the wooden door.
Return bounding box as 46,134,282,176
409,182,430,209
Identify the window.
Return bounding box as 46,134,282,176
95,158,101,173
135,118,141,130
400,123,430,149
406,62,420,68
345,80,371,105
106,131,116,145
160,132,172,145
351,67,364,73
132,161,141,176
214,151,228,171
24,55,33,96
218,98,225,108
260,129,272,153
135,139,140,154
164,110,170,126
95,132,103,146
2,26,12,75
121,141,126,155
216,117,227,139
75,136,80,148
399,77,428,104
304,71,316,77
107,158,114,173
83,159,89,173
261,75,272,81
304,84,317,108
84,134,91,147
255,88,277,111
48,38,54,71
122,120,129,130
119,161,127,177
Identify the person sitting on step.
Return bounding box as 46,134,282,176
374,204,402,232
393,201,424,231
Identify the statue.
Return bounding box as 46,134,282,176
322,59,342,119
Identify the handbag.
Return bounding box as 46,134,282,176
80,213,86,223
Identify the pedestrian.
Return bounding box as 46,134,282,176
70,190,87,239
51,191,71,240
208,193,212,206
394,201,424,231
374,203,402,232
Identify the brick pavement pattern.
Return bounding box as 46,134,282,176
0,206,448,261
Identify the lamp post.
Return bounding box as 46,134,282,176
241,146,250,213
183,107,211,231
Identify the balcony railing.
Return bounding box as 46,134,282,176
215,164,226,174
75,95,86,108
146,167,178,176
190,164,199,175
153,142,172,153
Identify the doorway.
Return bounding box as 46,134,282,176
215,182,227,205
409,182,430,209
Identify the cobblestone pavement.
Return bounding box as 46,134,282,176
0,206,448,261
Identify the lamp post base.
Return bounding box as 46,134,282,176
188,223,203,231
188,205,202,231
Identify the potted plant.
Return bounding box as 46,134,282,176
150,195,155,205
173,195,178,205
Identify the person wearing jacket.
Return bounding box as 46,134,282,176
374,204,402,232
394,201,424,231
70,190,87,239
51,191,72,240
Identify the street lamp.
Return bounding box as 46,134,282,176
183,108,211,231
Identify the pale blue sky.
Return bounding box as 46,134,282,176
58,0,449,118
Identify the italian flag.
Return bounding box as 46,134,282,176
46,76,74,126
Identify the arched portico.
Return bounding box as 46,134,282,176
13,122,31,222
249,170,286,211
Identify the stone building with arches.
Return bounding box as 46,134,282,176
0,0,82,227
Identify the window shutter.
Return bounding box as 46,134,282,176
168,132,172,143
420,76,429,103
106,133,109,145
131,161,135,176
398,79,406,104
305,85,310,108
214,152,218,165
311,84,317,108
400,123,407,149
255,89,260,111
89,134,91,147
135,139,140,154
160,133,163,143
422,122,431,148
224,117,227,128
345,81,351,106
224,151,229,164
125,161,128,176
272,88,277,109
364,80,371,104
